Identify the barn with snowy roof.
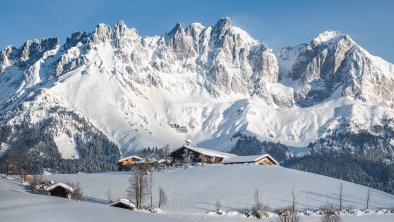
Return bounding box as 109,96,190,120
169,140,279,166
170,142,234,164
222,153,279,165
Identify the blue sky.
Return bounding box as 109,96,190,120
1,0,393,62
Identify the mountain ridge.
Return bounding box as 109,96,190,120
1,18,394,165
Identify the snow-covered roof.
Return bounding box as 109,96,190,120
118,155,143,162
222,154,279,165
45,183,75,193
171,145,234,159
135,157,157,164
110,199,136,208
158,159,170,163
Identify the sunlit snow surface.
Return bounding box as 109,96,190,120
2,165,394,222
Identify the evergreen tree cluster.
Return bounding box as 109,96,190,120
230,134,291,161
311,130,394,162
230,133,394,195
136,146,171,160
283,151,394,194
0,106,120,174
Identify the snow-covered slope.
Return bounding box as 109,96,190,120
1,18,394,161
3,167,394,222
45,165,394,212
0,177,185,222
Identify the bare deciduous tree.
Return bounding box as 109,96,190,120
366,187,371,210
182,149,194,169
105,188,113,204
199,154,207,165
291,189,297,213
20,168,27,182
276,190,300,222
69,181,83,201
158,187,167,208
149,172,153,208
339,183,343,212
251,189,268,219
127,169,148,210
5,158,11,176
162,145,171,162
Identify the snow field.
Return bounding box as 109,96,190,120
44,165,394,213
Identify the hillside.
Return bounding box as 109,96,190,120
2,165,394,222
44,165,394,212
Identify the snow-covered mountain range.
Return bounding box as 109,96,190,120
1,18,394,162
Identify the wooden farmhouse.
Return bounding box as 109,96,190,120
169,140,279,166
222,154,279,165
109,199,136,210
117,155,143,171
45,183,75,199
169,145,234,164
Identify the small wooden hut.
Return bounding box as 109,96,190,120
45,183,75,199
109,199,136,210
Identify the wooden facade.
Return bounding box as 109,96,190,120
48,186,70,198
255,156,276,165
222,154,279,166
45,183,74,199
117,156,143,171
169,146,279,166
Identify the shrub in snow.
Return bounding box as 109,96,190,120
215,201,224,215
320,204,342,222
68,182,83,201
276,206,301,222
251,189,270,219
345,204,354,214
242,209,252,218
379,209,390,214
148,207,159,213
30,175,47,194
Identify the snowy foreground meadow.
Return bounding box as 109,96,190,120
2,165,394,222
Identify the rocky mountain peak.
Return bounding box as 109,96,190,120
65,31,88,49
1,19,394,161
165,22,184,40
311,31,354,49
113,20,128,37
213,17,231,30
312,31,341,43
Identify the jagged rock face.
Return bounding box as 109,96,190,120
279,31,394,108
1,19,394,162
26,18,282,103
